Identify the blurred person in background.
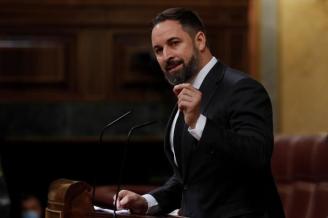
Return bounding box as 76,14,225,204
21,194,43,218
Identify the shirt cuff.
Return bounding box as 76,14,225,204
142,194,159,215
188,114,207,140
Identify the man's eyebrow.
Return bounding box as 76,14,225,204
153,37,181,50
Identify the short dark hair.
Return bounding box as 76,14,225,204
152,8,206,36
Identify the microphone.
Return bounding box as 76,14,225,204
113,120,158,217
99,111,132,144
92,110,132,207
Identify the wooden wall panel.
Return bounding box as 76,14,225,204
75,30,109,100
111,29,165,100
0,30,78,100
0,1,250,101
0,37,67,84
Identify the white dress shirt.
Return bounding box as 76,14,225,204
143,57,218,213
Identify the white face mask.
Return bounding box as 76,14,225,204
22,210,40,218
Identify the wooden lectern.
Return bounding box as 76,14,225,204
46,179,181,218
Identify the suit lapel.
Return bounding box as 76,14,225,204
181,62,226,182
199,62,225,113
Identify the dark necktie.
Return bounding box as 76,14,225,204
173,111,185,168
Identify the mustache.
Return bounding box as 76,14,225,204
165,59,184,71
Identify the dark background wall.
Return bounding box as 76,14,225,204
0,0,251,217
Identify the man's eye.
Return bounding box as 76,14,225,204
154,48,163,55
171,41,179,46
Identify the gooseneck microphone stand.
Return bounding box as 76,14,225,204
113,120,157,218
92,111,132,208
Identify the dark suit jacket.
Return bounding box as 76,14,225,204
150,62,285,218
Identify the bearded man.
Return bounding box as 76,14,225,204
113,8,285,218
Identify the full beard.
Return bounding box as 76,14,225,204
163,53,199,86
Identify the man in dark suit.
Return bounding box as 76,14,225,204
114,8,285,218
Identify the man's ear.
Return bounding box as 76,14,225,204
195,31,206,52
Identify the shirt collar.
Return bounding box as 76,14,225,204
191,57,218,89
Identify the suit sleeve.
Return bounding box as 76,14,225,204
148,172,182,214
199,78,274,171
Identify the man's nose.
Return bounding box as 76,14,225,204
163,47,173,61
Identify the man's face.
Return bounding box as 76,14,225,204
151,20,200,85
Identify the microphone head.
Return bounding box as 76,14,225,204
133,120,158,130
127,120,158,140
